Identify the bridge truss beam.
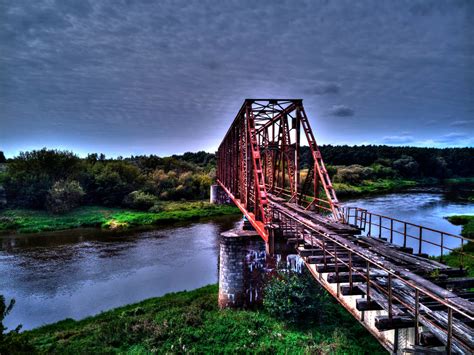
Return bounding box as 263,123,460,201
217,99,342,240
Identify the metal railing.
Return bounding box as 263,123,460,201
271,206,474,354
342,206,474,267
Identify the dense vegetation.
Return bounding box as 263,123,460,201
1,145,473,213
12,274,384,354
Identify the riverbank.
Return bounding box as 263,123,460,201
334,177,474,197
334,178,417,197
19,284,383,354
0,202,239,234
443,215,474,276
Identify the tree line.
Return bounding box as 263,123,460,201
0,145,472,213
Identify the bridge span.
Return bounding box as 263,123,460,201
216,99,473,354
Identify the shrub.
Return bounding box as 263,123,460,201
263,270,327,324
123,191,158,211
0,295,33,353
45,180,85,214
333,165,373,184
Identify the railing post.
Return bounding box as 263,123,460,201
390,219,394,244
349,251,353,293
403,223,407,249
379,215,382,238
440,233,444,263
366,261,370,303
418,226,423,255
414,289,419,345
368,213,372,236
388,274,393,320
323,235,327,267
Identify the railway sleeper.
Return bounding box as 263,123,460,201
340,284,366,296
375,315,414,331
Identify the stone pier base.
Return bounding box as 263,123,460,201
210,184,228,204
218,229,246,309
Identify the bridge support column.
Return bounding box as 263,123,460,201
265,228,275,256
210,184,226,204
218,229,246,309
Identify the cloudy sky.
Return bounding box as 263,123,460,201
1,0,473,157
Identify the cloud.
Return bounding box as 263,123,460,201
306,82,340,95
328,105,354,117
382,135,415,145
436,132,469,144
449,120,470,127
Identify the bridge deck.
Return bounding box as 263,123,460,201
268,195,474,354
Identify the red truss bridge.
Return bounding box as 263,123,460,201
216,99,473,354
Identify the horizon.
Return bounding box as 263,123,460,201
1,1,473,157
2,142,474,160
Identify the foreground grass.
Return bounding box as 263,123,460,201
0,202,239,233
21,284,384,354
440,215,474,276
334,179,418,197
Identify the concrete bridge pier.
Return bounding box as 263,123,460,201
218,229,246,309
210,184,227,204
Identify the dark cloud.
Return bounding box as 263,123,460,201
1,0,473,156
305,82,340,95
328,105,355,117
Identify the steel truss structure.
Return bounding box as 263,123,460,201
217,99,342,240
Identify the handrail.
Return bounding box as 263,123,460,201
271,205,474,353
342,206,473,266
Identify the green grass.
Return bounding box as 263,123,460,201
441,215,474,276
334,179,418,197
21,284,384,354
0,202,240,234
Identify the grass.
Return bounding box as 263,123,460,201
440,215,474,276
21,284,384,354
0,202,240,234
334,179,418,197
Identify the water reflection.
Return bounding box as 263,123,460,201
0,215,238,330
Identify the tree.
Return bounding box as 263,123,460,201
0,151,6,163
45,180,85,213
4,149,81,208
392,155,419,178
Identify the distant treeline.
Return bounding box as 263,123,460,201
303,145,474,179
0,145,472,212
0,149,215,212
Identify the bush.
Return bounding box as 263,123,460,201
123,191,158,211
263,270,327,324
1,295,33,353
333,165,373,184
45,180,85,214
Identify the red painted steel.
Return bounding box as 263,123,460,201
217,99,343,240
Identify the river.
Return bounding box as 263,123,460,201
1,190,472,330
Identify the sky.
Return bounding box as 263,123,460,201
1,0,473,158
